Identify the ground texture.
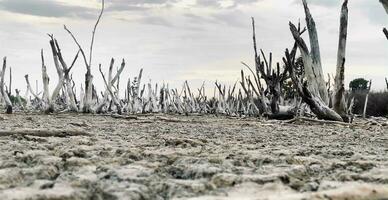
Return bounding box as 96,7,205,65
0,113,387,200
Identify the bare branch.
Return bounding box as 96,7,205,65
64,25,89,69
89,0,105,67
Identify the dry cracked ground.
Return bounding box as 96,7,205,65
0,113,388,200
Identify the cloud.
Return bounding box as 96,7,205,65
196,0,260,9
106,0,175,12
292,0,338,8
117,15,174,27
0,0,97,19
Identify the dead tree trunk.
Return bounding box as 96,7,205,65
0,57,12,114
64,0,104,113
333,0,349,122
301,0,329,104
363,80,372,119
99,63,123,114
385,77,388,90
41,50,53,113
283,48,343,121
8,67,11,97
52,38,79,112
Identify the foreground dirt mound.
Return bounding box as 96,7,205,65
0,113,387,200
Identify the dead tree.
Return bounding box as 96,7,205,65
0,57,12,114
385,78,388,90
127,69,144,114
64,0,104,113
286,0,350,122
363,80,372,118
333,0,349,121
50,37,79,112
244,18,307,119
300,0,329,104
8,67,12,97
283,48,343,121
97,59,125,114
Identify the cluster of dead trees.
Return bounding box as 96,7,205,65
238,0,352,122
0,0,387,122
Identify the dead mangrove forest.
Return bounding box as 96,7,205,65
0,0,387,123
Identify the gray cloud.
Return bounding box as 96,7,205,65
118,15,174,27
0,0,97,19
196,0,260,8
360,1,388,25
292,0,338,7
106,0,175,12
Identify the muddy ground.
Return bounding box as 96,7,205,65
0,113,387,200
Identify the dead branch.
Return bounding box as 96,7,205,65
24,75,41,101
89,0,105,67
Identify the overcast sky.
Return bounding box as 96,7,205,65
0,0,387,96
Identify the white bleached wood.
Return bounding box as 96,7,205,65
301,0,329,104
0,57,12,113
333,0,349,121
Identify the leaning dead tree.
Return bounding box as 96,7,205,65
0,57,12,114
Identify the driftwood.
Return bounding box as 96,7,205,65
0,129,90,137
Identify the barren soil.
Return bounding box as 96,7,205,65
0,113,387,200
